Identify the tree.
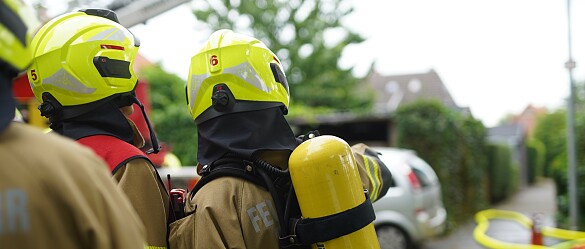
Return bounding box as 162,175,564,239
192,0,373,111
535,81,585,229
141,65,198,165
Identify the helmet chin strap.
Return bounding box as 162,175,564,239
132,96,161,154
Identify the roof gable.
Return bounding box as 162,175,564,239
368,69,457,112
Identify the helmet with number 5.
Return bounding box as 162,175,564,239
187,29,290,124
27,9,161,153
29,9,140,111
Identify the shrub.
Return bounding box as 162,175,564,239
394,100,490,230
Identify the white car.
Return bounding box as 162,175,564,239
371,147,447,249
156,166,200,191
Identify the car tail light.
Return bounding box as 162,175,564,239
407,169,421,189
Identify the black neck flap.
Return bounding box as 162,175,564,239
196,107,298,165
52,100,135,144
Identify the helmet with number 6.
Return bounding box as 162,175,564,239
187,29,290,124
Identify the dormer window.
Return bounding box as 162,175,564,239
408,78,421,93
385,80,399,93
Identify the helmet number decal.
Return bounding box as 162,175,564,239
30,70,37,81
210,55,218,66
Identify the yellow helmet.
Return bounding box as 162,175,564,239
28,9,139,108
0,0,40,77
187,29,290,124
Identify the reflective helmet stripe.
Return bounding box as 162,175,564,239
223,61,269,92
189,61,273,111
42,68,96,94
87,28,126,43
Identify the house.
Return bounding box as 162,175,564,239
487,123,528,187
368,69,460,113
288,69,466,146
486,104,547,187
487,124,527,166
510,104,547,137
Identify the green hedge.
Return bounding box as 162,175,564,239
533,110,566,177
550,151,585,230
394,100,490,231
535,105,585,229
526,139,545,185
485,144,514,203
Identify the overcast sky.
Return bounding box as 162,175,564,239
43,0,585,127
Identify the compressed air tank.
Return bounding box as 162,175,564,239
288,135,380,249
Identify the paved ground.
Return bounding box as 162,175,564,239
421,178,557,249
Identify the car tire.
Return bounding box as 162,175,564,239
376,225,411,249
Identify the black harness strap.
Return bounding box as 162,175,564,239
293,192,376,245
190,158,266,196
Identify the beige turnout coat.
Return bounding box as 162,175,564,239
78,119,170,249
0,123,146,248
169,143,389,249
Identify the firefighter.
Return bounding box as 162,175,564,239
169,29,392,249
28,9,170,249
0,0,145,248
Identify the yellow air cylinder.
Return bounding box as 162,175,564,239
288,135,380,249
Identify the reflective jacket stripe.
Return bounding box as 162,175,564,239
361,154,381,201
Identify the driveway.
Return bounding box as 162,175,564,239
421,179,557,249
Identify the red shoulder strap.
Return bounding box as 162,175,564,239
78,135,147,173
